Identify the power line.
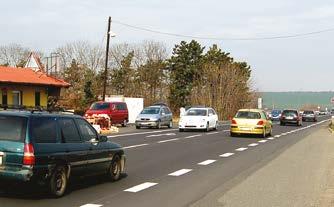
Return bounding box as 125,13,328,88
113,20,334,41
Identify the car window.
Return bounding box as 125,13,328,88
115,103,127,110
185,109,207,116
0,115,27,141
31,117,57,143
90,102,110,110
303,111,314,114
75,119,98,141
161,108,166,114
235,111,261,119
282,110,297,116
165,107,172,114
141,107,160,114
58,118,81,143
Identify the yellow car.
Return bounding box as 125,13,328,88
230,109,272,138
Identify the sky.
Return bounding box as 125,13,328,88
1,0,334,92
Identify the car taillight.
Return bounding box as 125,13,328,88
23,143,35,165
257,120,264,125
231,119,237,124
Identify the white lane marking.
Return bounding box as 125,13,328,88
123,143,149,149
80,204,103,207
235,147,248,151
267,137,275,140
206,132,219,135
124,182,158,193
248,143,259,147
223,130,230,132
157,138,179,143
258,140,268,143
168,169,192,176
198,159,217,166
220,153,234,157
281,133,287,136
108,129,178,138
274,135,281,138
184,134,202,139
146,133,176,138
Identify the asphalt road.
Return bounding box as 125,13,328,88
0,115,331,207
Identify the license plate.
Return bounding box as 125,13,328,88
240,127,251,131
286,117,293,120
0,156,2,165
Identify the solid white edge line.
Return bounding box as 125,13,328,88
235,147,248,151
123,143,149,149
198,159,217,165
80,204,103,207
124,182,158,193
157,138,179,143
108,129,178,138
248,143,258,147
168,169,193,176
219,153,234,157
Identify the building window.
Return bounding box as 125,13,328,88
35,91,41,107
1,89,7,105
12,91,21,106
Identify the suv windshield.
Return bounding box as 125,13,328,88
0,115,27,141
303,111,314,114
141,107,160,114
90,102,110,110
235,111,261,119
185,109,207,116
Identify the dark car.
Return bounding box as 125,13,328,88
302,110,317,122
0,110,125,197
280,109,302,126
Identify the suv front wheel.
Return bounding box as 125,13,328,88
49,165,68,197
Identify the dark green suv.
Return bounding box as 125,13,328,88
0,110,125,197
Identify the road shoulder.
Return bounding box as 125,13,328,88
191,124,334,207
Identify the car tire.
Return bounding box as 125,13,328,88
136,126,140,129
213,121,218,131
157,121,161,129
168,121,173,128
179,128,184,132
108,155,122,182
122,119,127,127
268,127,272,136
205,122,210,132
49,165,68,198
280,122,285,126
230,132,236,137
262,128,267,138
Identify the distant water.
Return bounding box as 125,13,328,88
261,92,334,110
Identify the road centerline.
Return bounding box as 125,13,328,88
124,182,158,193
168,169,193,176
198,159,217,166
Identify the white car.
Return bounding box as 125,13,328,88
179,107,219,132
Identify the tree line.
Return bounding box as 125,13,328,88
0,40,256,119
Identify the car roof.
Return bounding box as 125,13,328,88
0,110,83,118
238,109,263,112
188,107,210,110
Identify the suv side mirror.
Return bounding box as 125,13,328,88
98,135,108,142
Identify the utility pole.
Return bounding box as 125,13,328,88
102,16,112,101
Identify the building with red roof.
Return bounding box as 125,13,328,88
0,66,70,108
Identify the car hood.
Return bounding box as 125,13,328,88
180,116,207,123
136,114,160,119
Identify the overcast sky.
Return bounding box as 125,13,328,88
1,0,334,92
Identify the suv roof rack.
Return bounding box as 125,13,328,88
0,104,75,114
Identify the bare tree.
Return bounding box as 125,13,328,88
0,43,30,67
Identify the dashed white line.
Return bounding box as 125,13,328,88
258,140,268,143
223,130,230,132
206,132,219,135
184,134,202,139
124,182,158,193
267,137,275,140
198,159,217,166
248,143,259,147
146,133,176,138
235,147,248,151
123,143,149,149
281,133,287,136
220,153,235,157
168,169,193,176
274,135,281,138
80,204,103,207
108,129,178,138
157,138,179,143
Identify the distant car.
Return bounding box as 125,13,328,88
319,110,327,115
178,107,218,132
0,110,125,198
271,109,282,121
85,101,128,127
302,110,317,122
135,104,173,129
230,109,272,138
280,109,302,126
